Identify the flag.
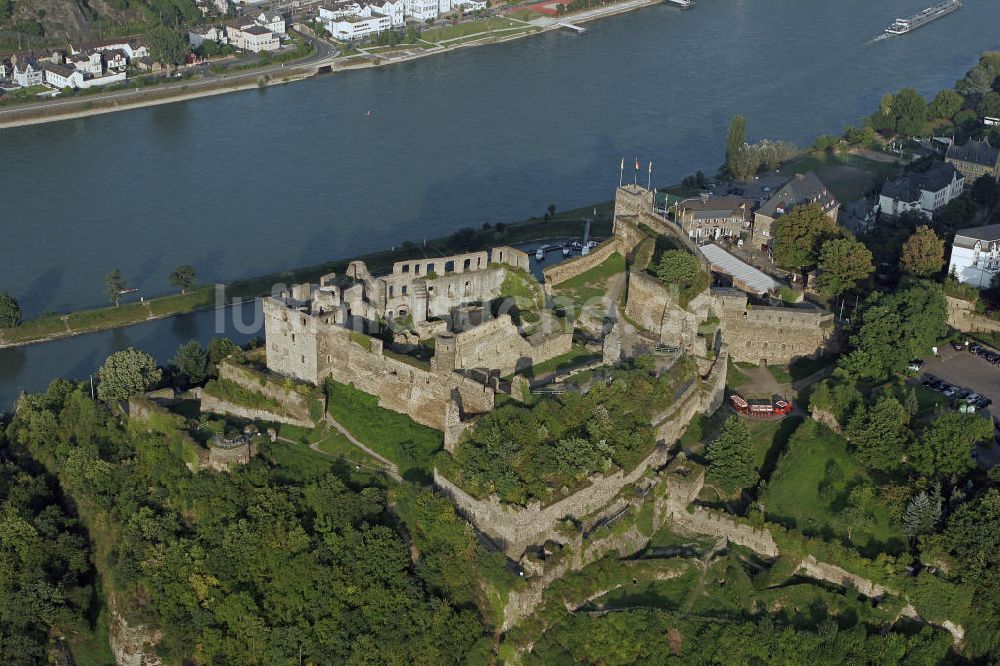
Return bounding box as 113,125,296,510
648,161,653,174
619,157,624,171
635,157,640,170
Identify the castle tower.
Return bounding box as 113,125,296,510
431,333,457,373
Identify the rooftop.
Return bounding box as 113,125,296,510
757,172,836,219
953,224,1000,249
699,243,778,295
880,162,961,202
947,139,1000,168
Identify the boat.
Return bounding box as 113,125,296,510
884,0,960,35
535,247,545,261
562,245,570,256
581,245,590,256
664,0,694,8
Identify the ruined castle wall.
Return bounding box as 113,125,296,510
624,272,703,353
392,250,491,277
264,297,321,384
717,297,833,365
543,238,619,287
425,267,506,319
452,315,574,376
491,246,531,271
435,353,726,559
946,295,1000,333
201,361,317,428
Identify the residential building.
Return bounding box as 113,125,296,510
226,24,281,52
837,198,877,236
67,51,103,76
946,139,1000,182
11,57,44,87
256,12,287,34
878,162,964,218
325,13,392,40
189,26,226,49
44,64,84,89
438,0,452,14
948,224,1000,288
87,40,150,61
453,0,487,9
404,0,439,21
370,0,405,26
673,194,751,242
103,49,128,71
752,172,839,249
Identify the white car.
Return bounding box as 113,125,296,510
907,360,924,372
965,393,982,405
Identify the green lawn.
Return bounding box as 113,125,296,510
325,379,443,483
521,344,601,378
767,365,793,384
762,420,905,557
551,252,626,306
781,150,900,202
421,17,520,43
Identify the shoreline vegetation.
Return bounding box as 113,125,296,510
0,0,659,130
0,202,617,349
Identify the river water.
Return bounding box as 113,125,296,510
1,0,997,406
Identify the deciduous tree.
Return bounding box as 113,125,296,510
169,264,197,294
845,396,909,472
900,225,945,277
816,238,873,298
97,347,162,402
105,269,126,306
172,340,208,384
910,412,992,478
928,89,963,120
0,290,21,327
771,203,838,272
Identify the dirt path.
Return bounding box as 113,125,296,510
324,413,403,482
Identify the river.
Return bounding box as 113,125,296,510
0,0,997,406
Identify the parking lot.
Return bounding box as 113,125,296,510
918,343,1000,466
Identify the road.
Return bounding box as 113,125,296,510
0,30,336,121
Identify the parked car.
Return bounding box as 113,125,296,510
907,360,925,372
965,393,982,405
952,342,965,351
943,386,960,398
976,397,993,409
956,389,972,400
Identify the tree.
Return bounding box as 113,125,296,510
0,291,21,328
208,337,240,375
844,124,876,147
97,347,162,402
971,174,999,209
816,238,873,298
910,412,993,478
839,304,902,380
900,225,945,277
870,93,896,132
148,25,188,67
771,203,838,272
655,250,702,287
706,416,758,494
936,192,977,233
729,145,760,182
725,115,746,176
892,88,928,137
169,265,197,294
928,89,963,120
902,487,942,538
172,340,208,384
105,269,126,306
845,396,910,472
978,91,1000,119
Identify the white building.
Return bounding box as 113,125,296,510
226,24,281,52
11,59,44,87
326,13,392,40
453,0,487,9
189,26,226,49
370,0,405,26
67,51,103,76
103,48,128,71
44,64,84,89
404,0,439,21
320,2,401,38
878,162,964,218
949,224,1000,288
89,40,150,61
437,0,452,14
256,12,287,34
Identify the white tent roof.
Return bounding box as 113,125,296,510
699,244,778,294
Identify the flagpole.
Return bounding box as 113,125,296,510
633,157,638,187
646,161,652,191
619,157,624,188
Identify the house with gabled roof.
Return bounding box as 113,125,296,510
751,172,839,249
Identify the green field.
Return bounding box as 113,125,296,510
762,420,905,557
550,252,626,305
421,17,521,43
781,150,900,202
325,379,443,483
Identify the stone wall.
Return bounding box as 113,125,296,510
542,238,619,288
450,314,572,376
946,295,1000,333
108,594,162,666
715,289,834,365
624,271,703,353
435,351,727,559
200,360,317,428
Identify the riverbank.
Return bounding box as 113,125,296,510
0,0,661,130
0,202,616,349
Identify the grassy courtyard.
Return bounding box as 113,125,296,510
762,420,905,557
550,251,626,306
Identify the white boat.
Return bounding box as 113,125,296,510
664,0,694,8
535,248,545,261
581,245,590,256
562,245,570,256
